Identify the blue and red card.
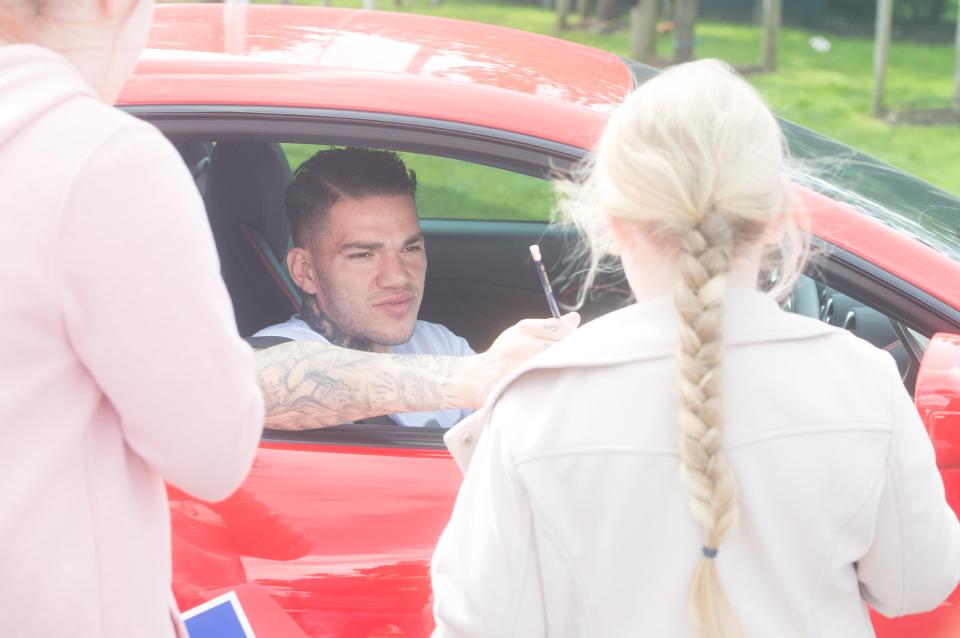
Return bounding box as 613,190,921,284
181,591,256,638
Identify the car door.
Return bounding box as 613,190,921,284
169,429,460,637
157,118,581,636
145,109,960,637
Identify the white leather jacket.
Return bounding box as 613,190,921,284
433,287,960,637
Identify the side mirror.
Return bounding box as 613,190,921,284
915,333,960,470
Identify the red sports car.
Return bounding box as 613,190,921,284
124,4,960,636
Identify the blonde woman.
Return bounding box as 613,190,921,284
431,60,960,637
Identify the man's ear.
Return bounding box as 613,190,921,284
287,247,319,296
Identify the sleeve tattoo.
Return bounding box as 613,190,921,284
254,341,467,431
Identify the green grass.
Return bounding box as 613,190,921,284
279,0,960,196
282,144,554,220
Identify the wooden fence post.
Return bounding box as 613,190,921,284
761,0,781,72
872,0,894,117
630,0,659,63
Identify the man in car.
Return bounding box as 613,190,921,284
253,147,578,430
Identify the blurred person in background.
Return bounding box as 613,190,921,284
431,60,960,637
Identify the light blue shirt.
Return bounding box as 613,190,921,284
254,316,475,428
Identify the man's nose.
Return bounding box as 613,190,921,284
377,252,412,288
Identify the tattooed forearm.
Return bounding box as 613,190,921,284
254,341,470,431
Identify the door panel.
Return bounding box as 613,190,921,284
171,441,462,637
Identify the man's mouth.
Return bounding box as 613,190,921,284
374,294,415,317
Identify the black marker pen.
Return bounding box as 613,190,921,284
529,244,561,319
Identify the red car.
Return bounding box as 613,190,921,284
123,4,960,636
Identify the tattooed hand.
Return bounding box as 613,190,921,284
453,312,581,409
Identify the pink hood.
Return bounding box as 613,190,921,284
0,44,91,148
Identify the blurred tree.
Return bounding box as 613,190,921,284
674,0,699,62
900,0,948,23
832,0,950,25
701,0,951,29
630,0,659,62
595,0,620,27
557,0,572,28
577,0,591,20
955,0,959,110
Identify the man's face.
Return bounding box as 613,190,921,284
294,193,426,349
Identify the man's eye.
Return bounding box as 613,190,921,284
348,252,372,259
403,244,424,253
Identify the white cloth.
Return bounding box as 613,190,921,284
255,316,474,428
432,287,960,637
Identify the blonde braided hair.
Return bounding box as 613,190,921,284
675,214,741,637
558,59,808,637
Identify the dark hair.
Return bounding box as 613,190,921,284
285,147,418,247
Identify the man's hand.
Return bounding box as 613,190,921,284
453,313,581,409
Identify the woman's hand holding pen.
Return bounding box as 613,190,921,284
454,312,581,409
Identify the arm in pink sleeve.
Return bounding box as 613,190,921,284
57,123,264,502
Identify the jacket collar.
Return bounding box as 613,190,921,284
484,286,838,409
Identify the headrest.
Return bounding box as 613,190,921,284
205,141,293,261
174,140,212,174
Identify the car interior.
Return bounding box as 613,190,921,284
169,136,940,440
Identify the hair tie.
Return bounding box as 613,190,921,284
701,546,719,559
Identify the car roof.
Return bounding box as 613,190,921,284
123,4,960,312
120,4,632,148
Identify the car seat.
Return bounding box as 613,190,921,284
174,140,214,197
204,141,302,336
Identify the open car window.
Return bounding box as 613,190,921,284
167,134,947,448
282,144,555,222
785,274,921,391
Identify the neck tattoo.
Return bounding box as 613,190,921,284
300,294,376,352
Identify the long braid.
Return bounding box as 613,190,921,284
674,212,742,638
556,58,795,635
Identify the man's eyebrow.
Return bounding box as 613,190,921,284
338,234,424,252
339,241,384,252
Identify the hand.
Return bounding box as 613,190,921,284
455,312,581,408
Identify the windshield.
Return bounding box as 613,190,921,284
621,58,960,262
779,120,960,261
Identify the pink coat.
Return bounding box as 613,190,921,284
0,44,264,637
